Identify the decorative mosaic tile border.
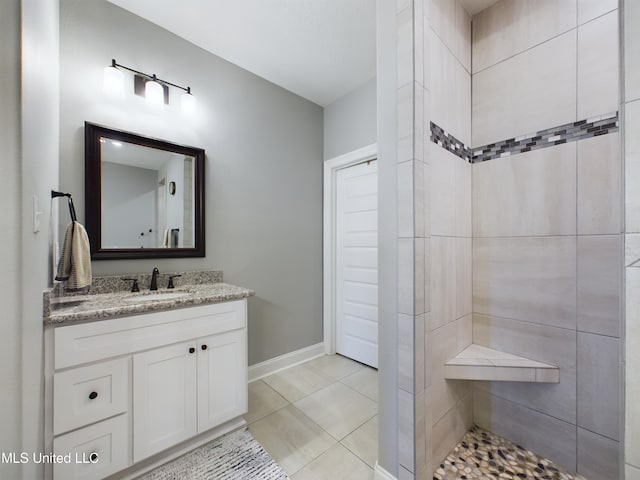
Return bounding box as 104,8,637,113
430,122,473,162
430,112,619,164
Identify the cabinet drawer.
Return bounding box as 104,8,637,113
55,299,246,369
53,414,129,480
54,358,129,435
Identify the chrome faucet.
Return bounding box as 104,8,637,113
150,267,160,290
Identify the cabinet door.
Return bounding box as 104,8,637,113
197,329,247,432
133,341,197,462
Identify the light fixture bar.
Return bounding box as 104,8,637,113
110,59,192,94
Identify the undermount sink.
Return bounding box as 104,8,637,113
125,291,191,303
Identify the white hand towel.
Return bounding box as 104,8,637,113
55,221,92,293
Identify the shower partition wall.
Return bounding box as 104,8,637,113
393,0,625,478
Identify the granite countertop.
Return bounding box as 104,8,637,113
44,271,254,326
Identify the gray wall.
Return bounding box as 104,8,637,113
323,77,376,160
3,1,61,479
0,1,24,478
59,0,324,365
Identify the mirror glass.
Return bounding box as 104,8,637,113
85,122,205,259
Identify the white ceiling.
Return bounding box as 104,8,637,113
107,0,376,107
107,0,500,107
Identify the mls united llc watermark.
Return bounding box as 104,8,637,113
1,451,99,464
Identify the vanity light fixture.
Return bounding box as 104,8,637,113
103,59,196,114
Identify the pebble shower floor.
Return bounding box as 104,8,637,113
433,427,588,480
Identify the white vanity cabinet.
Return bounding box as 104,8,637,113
47,299,248,480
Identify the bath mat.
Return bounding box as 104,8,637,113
137,428,289,480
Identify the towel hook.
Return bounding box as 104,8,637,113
51,190,78,222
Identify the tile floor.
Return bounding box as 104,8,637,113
435,427,588,480
246,354,378,479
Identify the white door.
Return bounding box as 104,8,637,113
335,160,378,368
133,341,197,462
197,330,247,432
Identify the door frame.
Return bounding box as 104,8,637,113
323,143,378,356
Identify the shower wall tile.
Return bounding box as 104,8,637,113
472,31,576,147
424,238,431,313
473,314,577,424
626,267,640,467
578,0,618,25
577,235,621,337
628,464,640,480
577,132,621,235
577,428,620,480
454,155,471,237
415,314,425,393
398,238,414,315
414,84,425,164
430,321,458,423
415,389,427,479
424,315,432,388
625,0,640,102
577,332,620,440
454,0,471,73
472,143,576,237
430,144,456,236
398,84,414,151
454,60,471,148
414,158,424,237
431,236,456,329
398,160,414,238
429,0,455,55
399,466,415,480
473,237,577,330
415,237,425,314
472,0,577,74
626,100,640,233
399,389,415,471
399,313,415,393
626,234,640,267
455,238,472,319
431,404,457,471
430,32,471,146
422,162,431,237
414,0,424,89
473,388,577,471
397,6,413,88
577,11,619,120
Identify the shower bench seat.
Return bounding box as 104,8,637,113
444,344,559,383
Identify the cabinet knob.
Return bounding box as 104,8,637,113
201,344,208,351
189,347,195,354
88,391,98,400
89,452,98,462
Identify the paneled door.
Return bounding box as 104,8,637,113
335,160,378,368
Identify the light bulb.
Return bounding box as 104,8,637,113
180,89,197,116
145,77,164,106
103,65,124,98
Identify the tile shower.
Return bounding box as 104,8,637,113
393,0,627,478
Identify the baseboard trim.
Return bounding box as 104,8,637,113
374,462,398,480
248,343,325,382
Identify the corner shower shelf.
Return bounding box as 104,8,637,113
444,344,559,383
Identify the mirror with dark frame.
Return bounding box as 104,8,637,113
84,122,205,259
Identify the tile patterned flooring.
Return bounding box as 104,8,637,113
246,354,378,479
434,427,588,480
247,355,588,480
